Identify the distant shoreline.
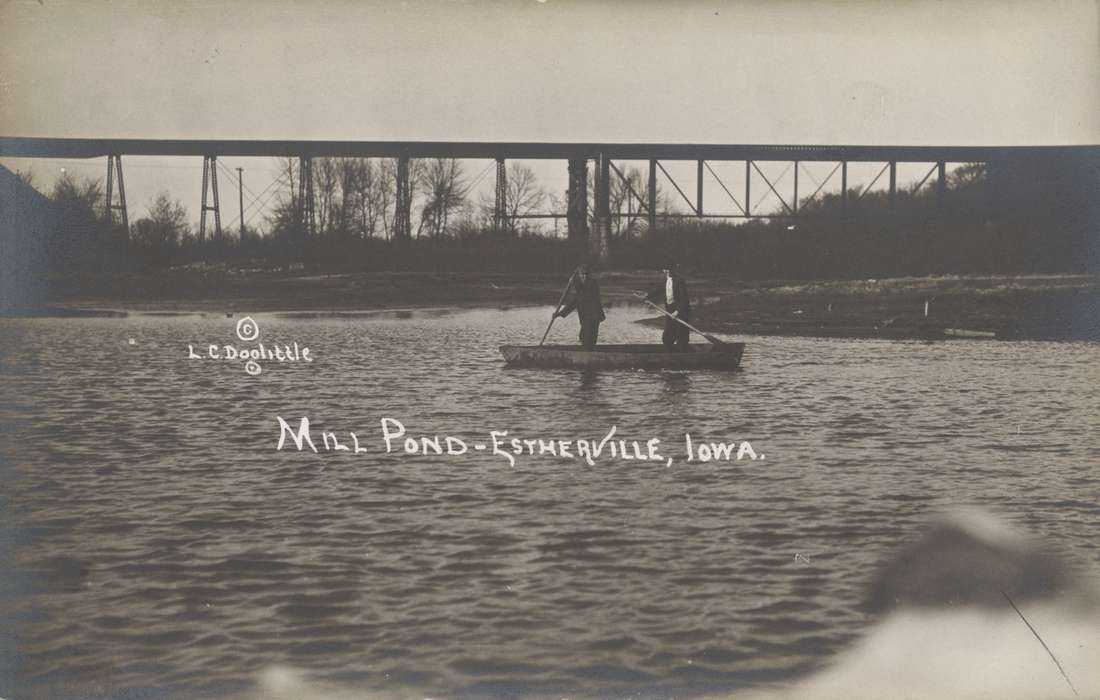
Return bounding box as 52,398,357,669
4,270,1097,341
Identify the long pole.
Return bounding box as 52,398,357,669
1002,591,1078,696
643,299,727,346
237,167,244,238
539,271,577,346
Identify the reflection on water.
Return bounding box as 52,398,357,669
1,306,1098,699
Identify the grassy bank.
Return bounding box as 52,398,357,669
11,269,1097,341
674,274,1099,342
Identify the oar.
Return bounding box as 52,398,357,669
642,298,729,347
539,271,577,345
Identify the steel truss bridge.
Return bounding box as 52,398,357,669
2,137,1096,260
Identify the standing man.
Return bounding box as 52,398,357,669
556,263,605,349
646,261,691,351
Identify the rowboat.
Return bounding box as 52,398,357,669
499,343,745,370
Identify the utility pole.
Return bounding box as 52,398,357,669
237,167,244,239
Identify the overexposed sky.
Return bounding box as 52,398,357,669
3,0,1098,144
2,0,1098,226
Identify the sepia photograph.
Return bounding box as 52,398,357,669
1,1,1098,698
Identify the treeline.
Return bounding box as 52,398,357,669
618,163,1096,278
263,157,553,242
16,157,561,272
10,155,1098,279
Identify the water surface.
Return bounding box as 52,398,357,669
1,306,1097,698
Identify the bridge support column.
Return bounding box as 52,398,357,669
648,159,657,232
493,158,507,232
696,160,704,217
591,153,611,262
567,158,588,249
104,155,129,232
296,157,316,238
393,157,411,240
745,160,752,217
200,155,223,242
841,161,848,218
793,160,799,216
936,161,946,212
889,161,897,211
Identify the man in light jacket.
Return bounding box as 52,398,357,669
645,261,691,351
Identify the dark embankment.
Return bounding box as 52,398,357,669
679,275,1100,342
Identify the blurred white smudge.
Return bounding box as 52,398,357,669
242,509,1099,699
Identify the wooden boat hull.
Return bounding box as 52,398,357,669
499,343,745,370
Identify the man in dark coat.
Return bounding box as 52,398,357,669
556,264,605,349
645,261,691,351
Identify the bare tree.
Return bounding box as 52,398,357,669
132,191,189,263
547,190,567,237
378,159,395,239
331,157,388,239
334,157,361,237
269,156,361,239
507,164,546,230
51,171,104,219
480,163,546,234
611,166,645,238
267,157,301,241
386,158,427,239
408,159,428,238
359,159,387,238
419,158,469,240
314,157,339,236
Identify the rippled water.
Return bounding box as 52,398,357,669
1,306,1098,699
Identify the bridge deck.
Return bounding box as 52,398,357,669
2,137,1098,162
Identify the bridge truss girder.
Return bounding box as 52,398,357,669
481,157,960,251
589,157,961,223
